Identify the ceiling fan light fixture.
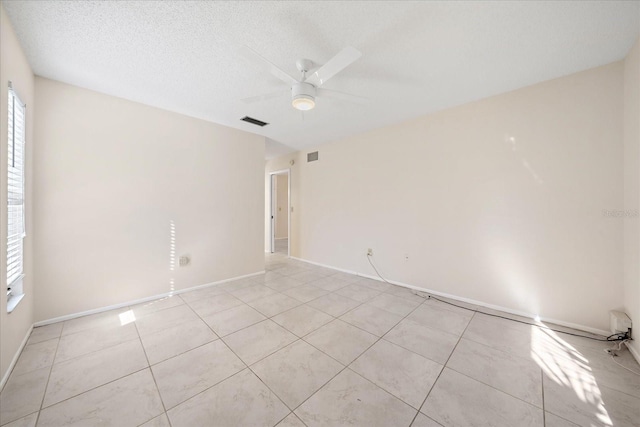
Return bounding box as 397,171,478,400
292,94,315,111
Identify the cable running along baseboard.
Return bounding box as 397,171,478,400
365,254,630,343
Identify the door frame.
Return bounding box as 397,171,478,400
269,168,291,256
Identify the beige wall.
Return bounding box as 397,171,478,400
0,4,35,385
33,77,265,321
275,61,624,332
275,174,289,239
623,38,640,357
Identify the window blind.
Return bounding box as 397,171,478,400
7,87,25,292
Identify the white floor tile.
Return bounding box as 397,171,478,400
167,369,289,427
12,339,58,376
252,340,343,409
0,367,49,425
202,304,266,336
446,338,543,407
151,340,245,409
139,318,217,365
3,255,638,426
304,319,378,365
340,304,403,336
272,305,333,337
223,320,297,365
247,293,302,317
37,369,164,427
43,339,148,407
384,318,459,364
295,369,416,427
350,340,443,409
421,368,543,427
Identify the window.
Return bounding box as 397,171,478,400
7,83,26,312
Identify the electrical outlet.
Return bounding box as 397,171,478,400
179,255,190,267
367,248,373,256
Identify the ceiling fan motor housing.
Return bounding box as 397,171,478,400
291,82,317,110
292,82,316,99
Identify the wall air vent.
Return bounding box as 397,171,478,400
240,116,269,127
307,151,319,162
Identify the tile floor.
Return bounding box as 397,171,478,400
274,238,288,255
1,253,639,426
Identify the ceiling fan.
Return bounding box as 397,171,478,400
239,45,364,111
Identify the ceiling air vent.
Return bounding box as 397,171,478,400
307,151,319,162
240,116,269,127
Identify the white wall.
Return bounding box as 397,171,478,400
275,174,289,239
0,4,35,384
623,38,640,357
275,61,624,332
33,78,265,321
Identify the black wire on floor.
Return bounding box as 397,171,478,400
366,254,630,343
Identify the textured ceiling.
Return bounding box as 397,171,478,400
3,1,639,158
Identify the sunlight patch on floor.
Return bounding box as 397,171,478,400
531,325,612,426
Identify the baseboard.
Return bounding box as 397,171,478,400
291,256,610,337
625,341,640,364
34,270,265,327
289,256,362,276
0,324,33,392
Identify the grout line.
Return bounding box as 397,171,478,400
409,310,477,425
442,365,544,410
211,341,291,425
135,413,170,427
268,257,598,424
283,288,429,419
33,328,62,426
543,405,583,427
33,313,167,413
35,309,149,417
170,284,294,424
36,366,150,411
52,335,141,367
132,315,171,425
541,371,546,426
7,257,591,427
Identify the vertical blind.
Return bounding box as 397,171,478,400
7,87,25,292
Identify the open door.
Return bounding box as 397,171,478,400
269,169,290,256
270,174,276,253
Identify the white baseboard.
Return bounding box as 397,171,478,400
290,256,610,337
0,324,33,392
625,341,640,365
289,256,361,276
34,270,265,327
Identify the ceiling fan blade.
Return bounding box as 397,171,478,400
317,88,368,103
238,45,298,86
241,90,289,104
305,46,362,87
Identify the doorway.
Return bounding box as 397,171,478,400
269,169,290,256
